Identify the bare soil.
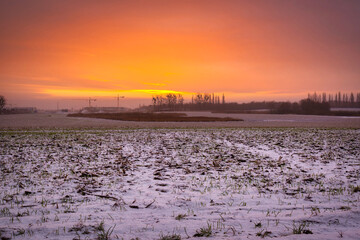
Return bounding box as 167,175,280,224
67,112,242,122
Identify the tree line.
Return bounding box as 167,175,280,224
275,99,331,115
307,92,360,108
149,91,360,115
152,93,226,111
275,92,360,115
150,92,333,113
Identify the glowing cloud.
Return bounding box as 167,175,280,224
40,88,191,98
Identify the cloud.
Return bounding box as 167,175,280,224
142,82,166,87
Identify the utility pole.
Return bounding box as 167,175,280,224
116,94,125,108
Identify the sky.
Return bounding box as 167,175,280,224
0,0,360,109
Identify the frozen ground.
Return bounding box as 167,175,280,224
1,112,360,129
0,128,359,239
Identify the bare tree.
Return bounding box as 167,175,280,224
195,93,203,104
166,93,177,110
204,93,211,104
177,94,184,106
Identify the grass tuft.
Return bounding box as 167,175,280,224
292,221,313,235
194,223,212,237
96,221,115,240
175,214,187,221
158,233,181,240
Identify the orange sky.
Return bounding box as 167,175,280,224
1,0,360,109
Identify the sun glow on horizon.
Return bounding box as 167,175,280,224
1,1,360,109
38,87,309,104
39,88,193,99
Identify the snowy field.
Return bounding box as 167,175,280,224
0,129,359,239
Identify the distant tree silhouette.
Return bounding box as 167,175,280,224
165,93,177,110
322,92,327,103
300,99,330,115
276,102,293,114
307,91,360,108
0,95,6,113
177,94,184,106
149,91,358,114
276,102,300,114
350,92,355,103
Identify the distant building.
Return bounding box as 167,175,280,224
4,107,37,114
80,107,129,113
